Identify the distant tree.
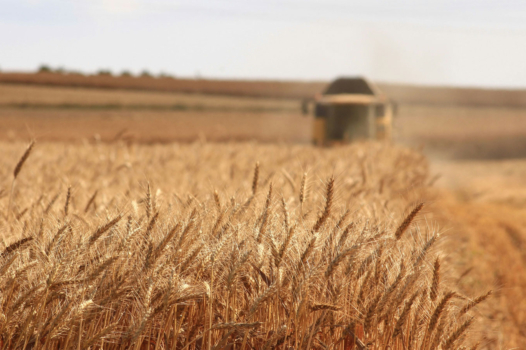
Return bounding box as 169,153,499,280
38,64,52,73
97,69,113,76
158,72,174,79
54,67,66,74
120,70,133,77
140,70,152,78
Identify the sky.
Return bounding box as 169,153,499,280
1,0,526,88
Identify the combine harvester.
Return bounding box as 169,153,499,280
303,77,394,145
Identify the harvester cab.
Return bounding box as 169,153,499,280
303,77,393,145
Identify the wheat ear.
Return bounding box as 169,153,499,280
64,185,71,217
145,183,152,219
313,176,334,232
299,172,307,205
442,317,474,350
8,140,35,219
88,215,122,246
395,203,423,240
393,291,420,338
252,162,259,195
428,291,456,334
459,290,492,316
0,237,33,259
84,190,98,213
429,257,440,301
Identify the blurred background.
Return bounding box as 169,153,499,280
1,0,526,159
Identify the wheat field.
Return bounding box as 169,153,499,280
0,140,489,349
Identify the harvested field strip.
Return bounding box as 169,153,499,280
0,73,326,99
0,83,300,111
0,103,298,113
0,110,311,143
0,141,487,349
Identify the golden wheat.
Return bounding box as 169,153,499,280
0,141,487,349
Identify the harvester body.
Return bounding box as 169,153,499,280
308,77,393,145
